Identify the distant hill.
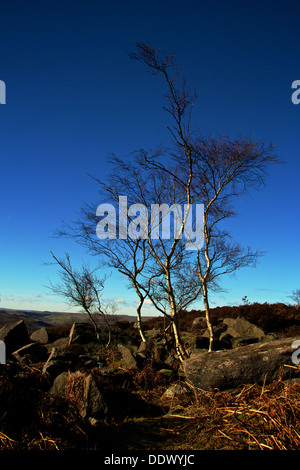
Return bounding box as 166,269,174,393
0,308,154,334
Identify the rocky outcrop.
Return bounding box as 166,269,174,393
182,337,300,391
0,320,30,355
1,315,297,398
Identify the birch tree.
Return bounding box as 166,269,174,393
131,42,279,351
53,41,279,358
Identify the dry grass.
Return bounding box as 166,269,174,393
214,378,300,450
66,371,86,409
158,368,300,450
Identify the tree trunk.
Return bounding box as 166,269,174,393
171,317,186,361
88,313,101,343
203,283,214,352
136,297,146,343
165,269,187,361
100,312,112,347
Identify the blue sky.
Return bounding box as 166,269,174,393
0,0,300,315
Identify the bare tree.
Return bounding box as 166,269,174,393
290,289,300,309
52,42,280,358
130,42,280,351
47,252,112,346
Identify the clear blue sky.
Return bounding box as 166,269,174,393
1,0,299,315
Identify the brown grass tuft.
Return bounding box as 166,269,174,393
163,369,300,450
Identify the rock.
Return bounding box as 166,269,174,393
137,333,169,361
50,371,108,420
50,371,69,398
117,344,137,369
51,337,69,349
30,327,49,344
0,320,30,355
136,340,148,358
181,337,300,391
220,326,243,340
196,317,266,351
219,330,260,348
261,333,279,343
192,316,206,329
136,341,152,366
80,373,108,419
69,322,99,345
12,342,48,363
221,317,265,341
161,383,191,400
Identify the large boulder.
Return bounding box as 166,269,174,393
182,337,300,391
50,371,108,422
0,320,30,355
